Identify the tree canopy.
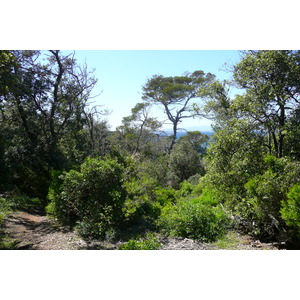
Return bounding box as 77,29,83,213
232,50,300,158
142,71,215,152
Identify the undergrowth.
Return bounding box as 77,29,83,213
119,233,161,250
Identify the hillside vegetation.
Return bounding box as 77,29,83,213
1,50,300,249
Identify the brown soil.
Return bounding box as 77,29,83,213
2,211,280,250
2,211,87,249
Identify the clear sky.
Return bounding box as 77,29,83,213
65,50,242,131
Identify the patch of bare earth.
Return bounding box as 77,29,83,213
2,211,85,249
2,211,280,250
157,234,279,250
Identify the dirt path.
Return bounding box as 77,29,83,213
2,211,90,249
2,211,280,250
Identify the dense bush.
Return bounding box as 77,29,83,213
157,199,229,242
169,140,204,183
241,157,300,238
176,180,196,198
121,156,177,229
122,180,174,229
46,157,127,238
208,155,300,240
281,183,300,235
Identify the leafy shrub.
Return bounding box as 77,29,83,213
122,170,160,229
47,157,127,238
122,196,161,229
122,161,174,229
154,188,176,206
196,187,219,206
1,188,43,212
119,233,161,250
157,200,229,242
281,183,300,235
242,157,300,238
169,140,204,184
177,181,195,198
46,170,65,216
135,155,170,188
75,217,119,240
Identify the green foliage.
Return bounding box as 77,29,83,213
0,236,19,250
142,71,216,152
0,196,18,250
241,157,300,237
0,197,11,225
135,155,170,187
122,195,161,229
169,140,204,184
201,51,300,242
122,169,166,228
3,50,300,246
281,184,300,235
153,188,176,206
212,231,241,249
176,180,195,198
47,157,127,238
202,80,234,126
0,50,17,96
10,195,43,211
119,233,161,250
284,109,300,160
46,170,67,217
120,155,178,231
157,199,229,242
5,151,52,199
1,189,44,211
112,102,162,156
177,131,209,155
196,187,219,206
233,50,300,158
1,50,103,201
204,119,266,208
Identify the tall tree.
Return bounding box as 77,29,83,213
111,102,162,156
201,50,300,239
0,50,100,196
233,50,300,158
142,71,215,152
83,105,110,157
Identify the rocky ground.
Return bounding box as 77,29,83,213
1,211,281,250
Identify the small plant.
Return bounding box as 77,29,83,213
212,231,240,249
119,233,161,250
0,234,19,250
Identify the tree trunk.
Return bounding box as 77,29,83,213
168,119,178,153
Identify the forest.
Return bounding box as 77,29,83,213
0,50,300,250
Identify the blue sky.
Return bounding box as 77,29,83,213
65,50,242,131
